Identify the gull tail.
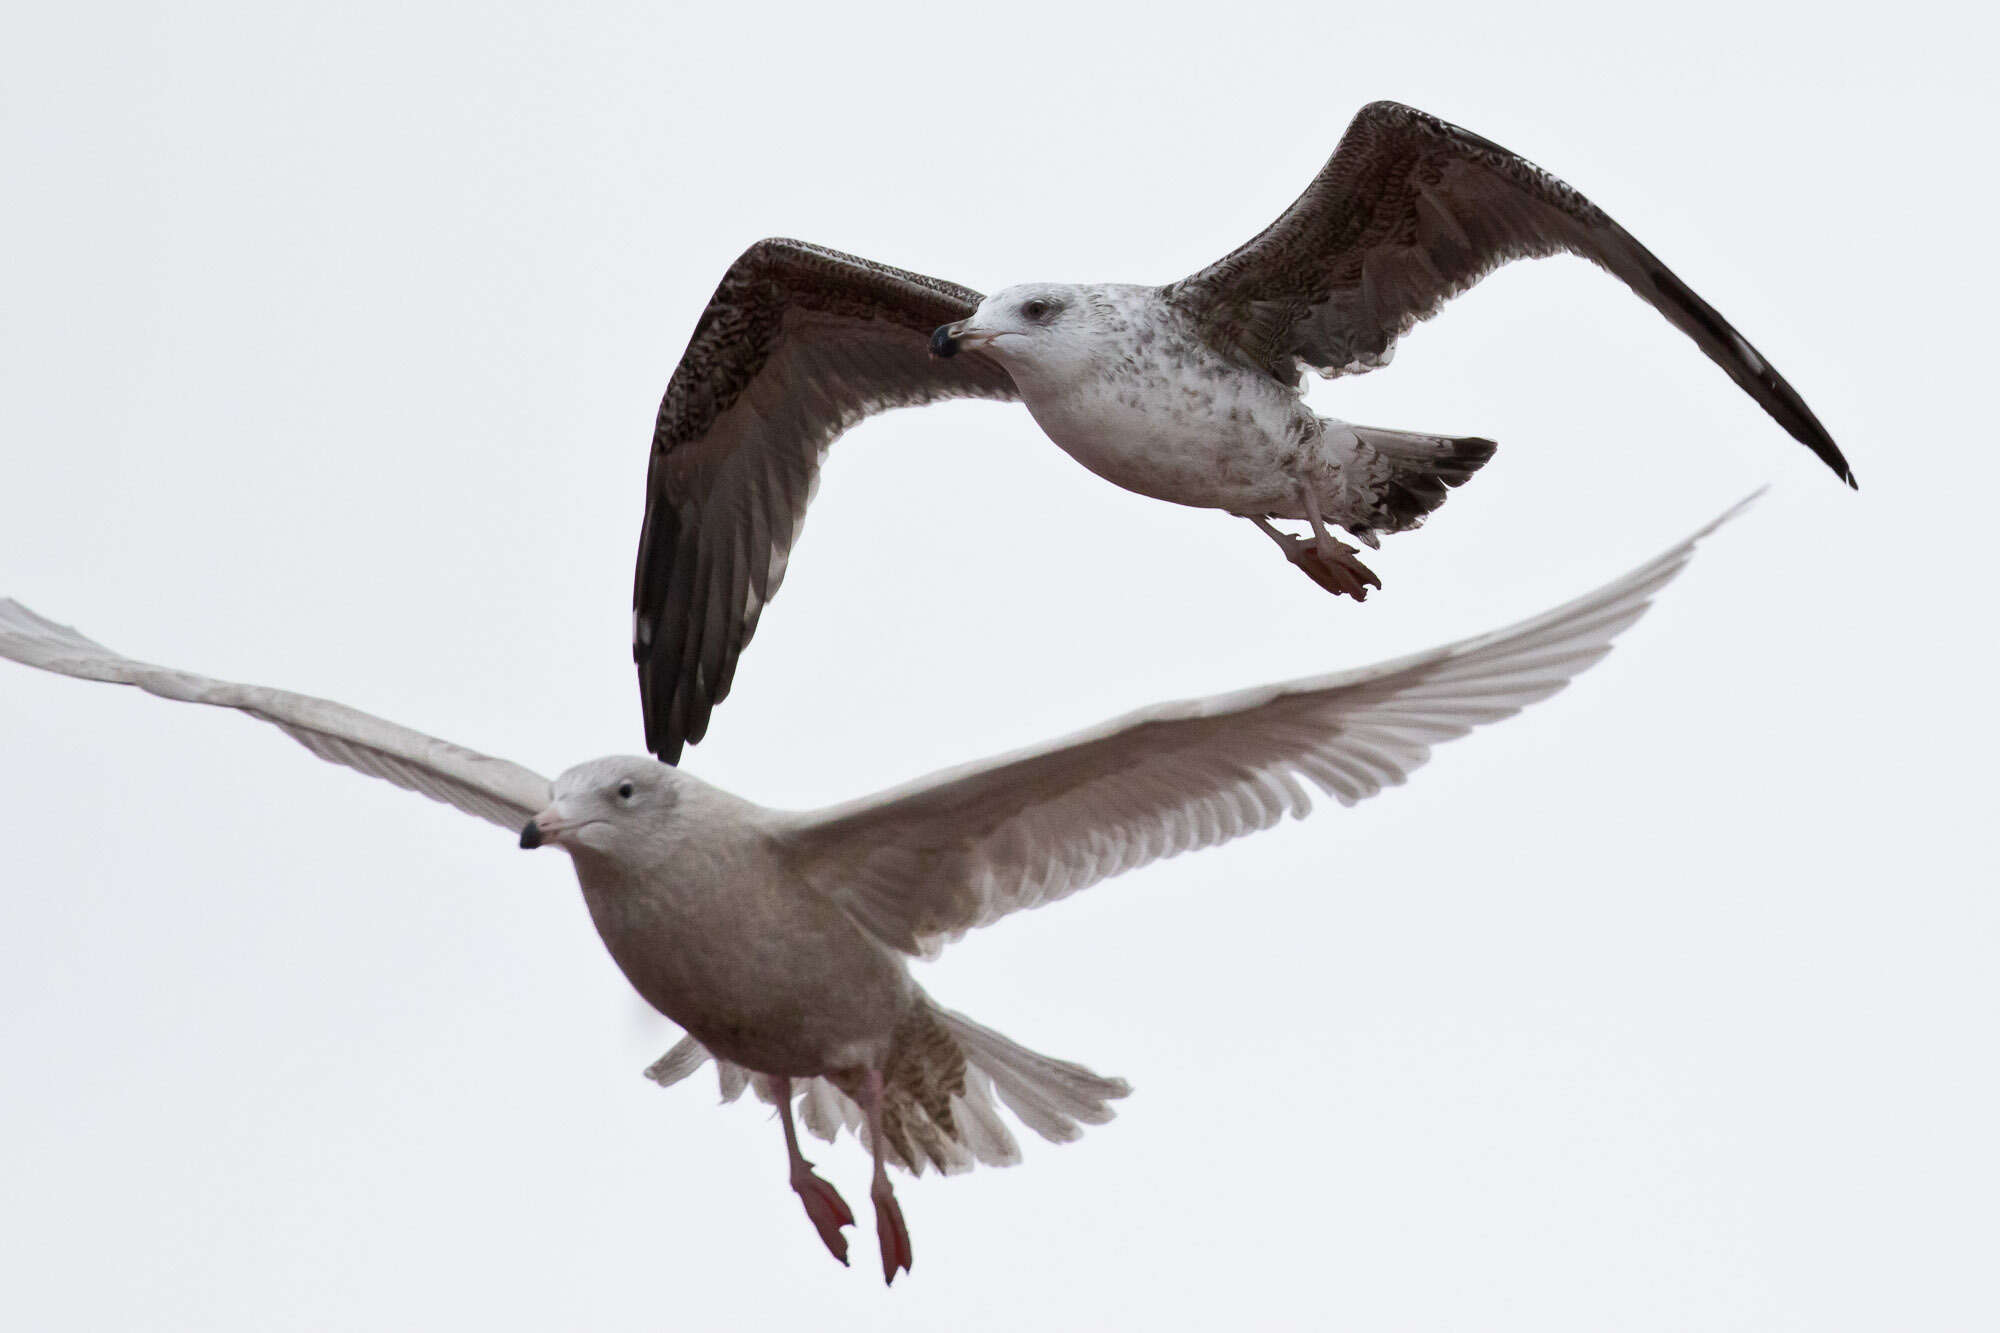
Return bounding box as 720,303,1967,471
932,1005,1130,1153
1331,421,1497,547
643,1004,1130,1179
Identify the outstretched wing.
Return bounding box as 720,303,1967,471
636,238,1019,764
1165,101,1853,486
0,599,550,831
782,498,1749,956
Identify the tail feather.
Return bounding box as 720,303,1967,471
950,1065,1026,1166
1338,422,1497,545
798,1074,861,1143
935,1007,1130,1144
642,1006,1130,1179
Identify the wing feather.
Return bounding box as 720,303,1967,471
636,238,1018,763
1166,102,1853,486
783,498,1752,956
0,599,549,832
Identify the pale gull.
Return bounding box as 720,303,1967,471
2,501,1744,1283
635,100,1850,762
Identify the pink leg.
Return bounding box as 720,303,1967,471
776,1076,854,1266
861,1066,913,1286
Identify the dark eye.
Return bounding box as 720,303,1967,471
617,781,635,800
1023,298,1051,321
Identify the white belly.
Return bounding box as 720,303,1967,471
1021,362,1323,515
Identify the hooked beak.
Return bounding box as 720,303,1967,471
519,800,574,850
930,320,1001,358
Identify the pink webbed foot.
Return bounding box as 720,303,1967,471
1288,534,1383,601
872,1182,913,1286
790,1162,856,1266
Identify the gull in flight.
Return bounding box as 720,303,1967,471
636,101,1850,763
3,502,1742,1282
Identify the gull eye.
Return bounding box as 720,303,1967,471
1023,298,1051,321
617,781,636,801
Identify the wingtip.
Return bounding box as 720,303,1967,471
636,656,690,767
1693,486,1767,541
0,596,114,660
637,699,686,768
1796,423,1856,491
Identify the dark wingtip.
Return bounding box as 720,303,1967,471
643,702,687,767
1806,433,1858,491
1743,364,1854,489
636,657,689,767
641,724,686,768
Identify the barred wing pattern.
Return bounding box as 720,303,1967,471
0,599,550,832
786,500,1748,956
1166,102,1853,486
636,239,1018,763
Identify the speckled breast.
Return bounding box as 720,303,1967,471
1025,363,1317,514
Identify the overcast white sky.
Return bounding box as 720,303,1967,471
3,2,1995,1328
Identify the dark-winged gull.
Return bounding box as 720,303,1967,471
3,502,1741,1283
636,100,1849,763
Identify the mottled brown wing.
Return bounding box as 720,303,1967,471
636,238,1018,763
1165,101,1853,486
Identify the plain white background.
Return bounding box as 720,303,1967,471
3,2,1994,1328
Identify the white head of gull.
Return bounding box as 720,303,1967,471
0,501,1748,1283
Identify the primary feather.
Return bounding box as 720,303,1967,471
784,495,1756,956
0,599,549,830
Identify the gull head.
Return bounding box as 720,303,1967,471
520,755,684,855
930,284,1100,385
